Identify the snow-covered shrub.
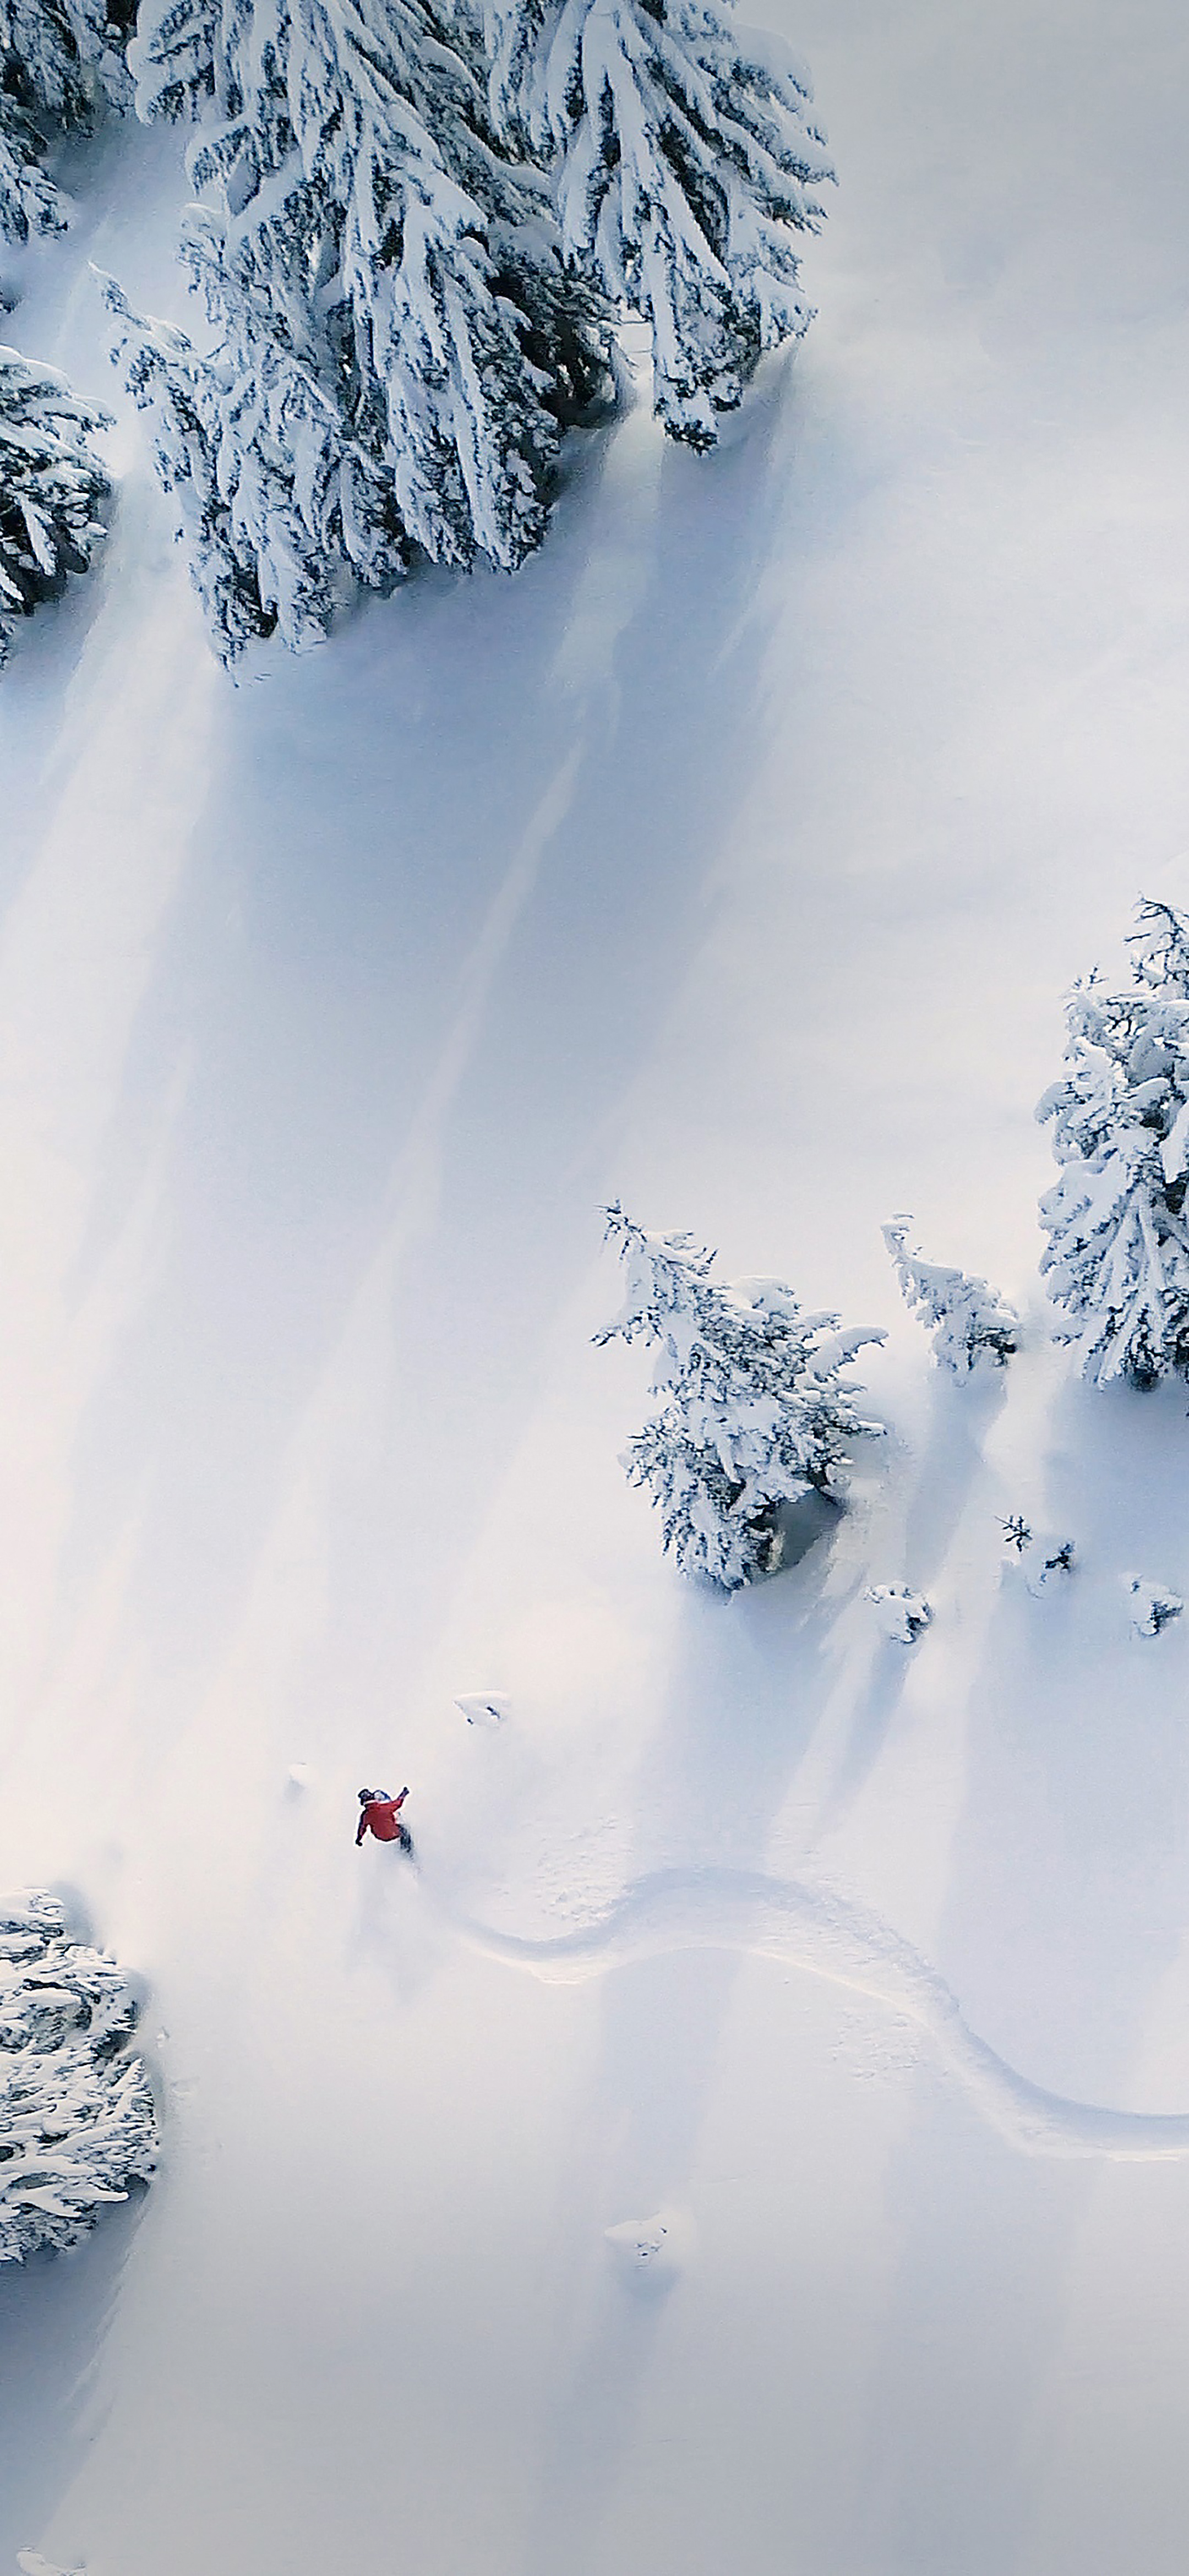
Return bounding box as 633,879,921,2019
1,342,110,659
597,1202,884,1593
1126,1575,1183,1638
1038,900,1189,1388
0,1890,157,2262
109,0,613,653
1000,1516,1075,1596
882,1217,1018,1373
866,1583,931,1644
485,0,833,447
1,0,130,243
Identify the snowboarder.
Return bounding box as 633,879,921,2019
356,1787,412,1852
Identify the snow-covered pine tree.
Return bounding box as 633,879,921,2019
485,0,833,447
0,1890,157,2262
1,0,130,243
1,341,110,659
100,270,408,658
882,1216,1018,1373
1038,901,1189,1388
110,0,613,650
597,1203,884,1591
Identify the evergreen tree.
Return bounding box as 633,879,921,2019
485,0,833,446
597,1203,883,1592
110,0,613,650
0,1891,157,2262
1,340,110,660
1038,901,1189,1388
101,270,408,658
882,1215,1018,1373
2,0,130,243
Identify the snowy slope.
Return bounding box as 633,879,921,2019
4,1,1189,2570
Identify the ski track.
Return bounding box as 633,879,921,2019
433,1868,1189,2162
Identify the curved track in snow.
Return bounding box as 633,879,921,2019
440,1868,1189,2161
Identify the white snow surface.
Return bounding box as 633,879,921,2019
4,3,1189,2571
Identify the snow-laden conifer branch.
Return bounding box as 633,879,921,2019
1038,899,1189,1388
1,342,111,661
882,1215,1018,1374
598,1202,883,1591
1,0,131,241
485,0,832,445
0,1891,157,2263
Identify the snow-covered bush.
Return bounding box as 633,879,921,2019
0,1890,157,2262
882,1216,1018,1373
1000,1516,1075,1596
1,0,130,243
108,0,613,654
1038,899,1189,1388
866,1583,931,1644
485,0,833,447
1,343,110,659
1126,1575,1183,1638
597,1203,884,1593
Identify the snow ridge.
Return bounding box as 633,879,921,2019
440,1868,1189,2162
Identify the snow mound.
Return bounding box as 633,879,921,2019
0,1891,158,2263
604,2206,691,2291
1126,1576,1184,1638
865,1584,932,1644
454,1695,510,1727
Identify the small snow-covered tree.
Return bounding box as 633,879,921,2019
1038,901,1189,1387
597,1203,884,1592
1,0,130,243
0,1891,157,2262
486,0,833,446
1,342,110,660
882,1216,1018,1373
108,0,613,650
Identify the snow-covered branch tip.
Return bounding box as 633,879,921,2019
0,1890,157,2262
1038,897,1189,1387
1,0,132,244
882,1216,1018,1373
1,343,111,663
598,1203,884,1591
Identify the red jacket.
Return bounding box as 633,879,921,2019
357,1791,408,1844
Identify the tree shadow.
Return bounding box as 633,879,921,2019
0,2195,148,2569
841,1365,1189,2574
518,1498,859,2575
42,358,808,1760
812,1366,1009,1835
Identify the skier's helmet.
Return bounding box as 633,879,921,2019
358,1788,374,1804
